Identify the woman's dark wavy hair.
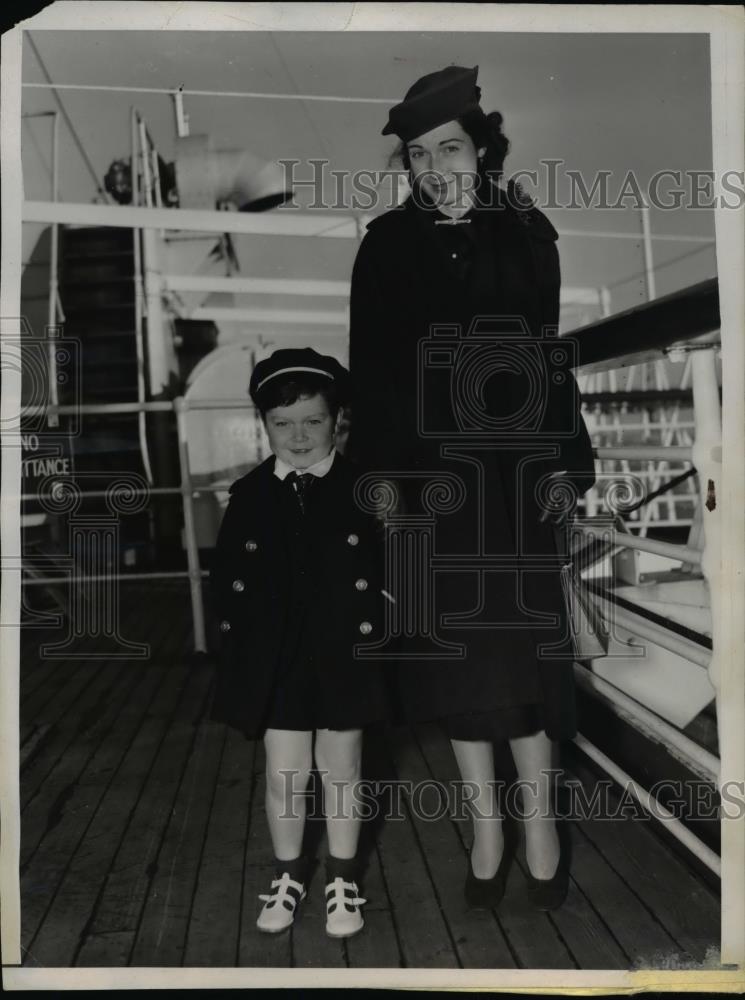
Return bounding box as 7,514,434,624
253,372,346,422
391,108,510,183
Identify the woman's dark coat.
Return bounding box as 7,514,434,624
346,182,596,739
209,453,388,737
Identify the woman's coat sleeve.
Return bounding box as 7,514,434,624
346,231,400,470
533,230,596,495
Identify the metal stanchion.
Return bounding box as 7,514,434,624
174,396,207,653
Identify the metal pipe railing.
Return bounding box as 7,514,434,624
21,570,207,586
595,446,692,460
565,278,720,372
573,734,720,876
573,665,718,781
590,593,711,669
575,523,702,565
20,399,251,416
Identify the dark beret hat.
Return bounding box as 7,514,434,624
249,347,349,404
382,65,482,142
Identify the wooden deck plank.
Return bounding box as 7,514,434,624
182,727,256,967
413,723,575,970
129,717,228,966
20,663,160,883
20,656,79,710
566,824,681,962
344,908,403,969
567,752,719,965
20,726,52,768
290,861,349,969
533,874,630,970
344,844,402,969
21,659,88,725
238,756,293,969
73,662,216,967
390,725,518,970
22,661,187,966
21,662,132,813
344,728,403,971
372,726,459,969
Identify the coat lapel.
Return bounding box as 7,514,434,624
400,183,543,327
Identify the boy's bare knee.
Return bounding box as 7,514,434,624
326,763,362,787
266,766,311,800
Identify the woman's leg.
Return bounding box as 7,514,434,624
264,728,313,861
508,730,560,879
314,728,363,859
450,739,504,879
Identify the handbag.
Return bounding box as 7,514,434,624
559,560,610,661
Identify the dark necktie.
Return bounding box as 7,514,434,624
285,471,313,514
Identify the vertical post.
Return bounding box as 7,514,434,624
689,346,722,734
139,117,153,208
175,396,207,652
135,112,173,395
172,86,190,138
150,143,167,240
640,204,656,302
142,227,170,397
130,108,153,486
47,111,60,428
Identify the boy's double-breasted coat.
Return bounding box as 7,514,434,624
345,181,597,739
209,453,388,737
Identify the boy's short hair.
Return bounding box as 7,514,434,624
253,372,344,420
249,347,350,419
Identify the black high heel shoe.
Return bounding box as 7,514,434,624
524,820,571,912
464,818,517,910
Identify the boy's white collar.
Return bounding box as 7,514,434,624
273,448,336,481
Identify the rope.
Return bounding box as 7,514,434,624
25,35,112,203
622,466,698,514
22,81,398,104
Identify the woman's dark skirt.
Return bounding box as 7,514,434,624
440,703,544,742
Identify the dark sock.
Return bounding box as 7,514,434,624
275,855,308,885
325,854,361,884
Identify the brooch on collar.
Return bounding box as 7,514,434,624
434,217,472,226
507,179,536,226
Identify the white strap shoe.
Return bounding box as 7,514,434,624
324,876,367,938
257,872,306,933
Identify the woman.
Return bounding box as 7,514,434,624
346,65,596,910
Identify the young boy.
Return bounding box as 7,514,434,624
209,348,388,938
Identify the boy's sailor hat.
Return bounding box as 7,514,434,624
249,347,349,403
